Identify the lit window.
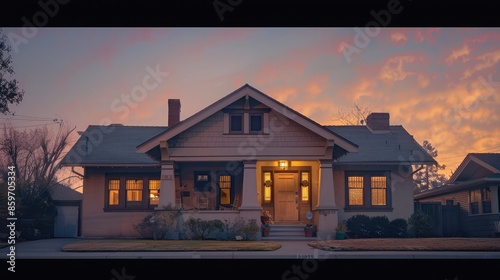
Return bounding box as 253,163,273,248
109,179,120,205
371,176,387,206
264,172,272,202
126,180,143,202
301,172,309,202
219,175,231,205
149,179,160,206
348,176,364,206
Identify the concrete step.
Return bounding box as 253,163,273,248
261,224,317,241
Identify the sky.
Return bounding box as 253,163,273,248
1,27,500,180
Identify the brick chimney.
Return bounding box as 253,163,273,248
168,99,181,127
366,112,390,132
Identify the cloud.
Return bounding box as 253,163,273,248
446,44,471,64
267,87,298,104
462,49,500,79
391,32,408,45
306,74,329,96
379,55,423,83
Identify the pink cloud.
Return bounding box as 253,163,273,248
379,54,424,83
306,74,329,96
390,31,408,45
446,44,471,64
462,49,500,79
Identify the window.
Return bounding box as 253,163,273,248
194,171,211,192
230,114,243,133
126,179,143,202
345,172,391,210
482,188,492,214
108,179,120,206
218,175,232,205
470,189,480,215
149,179,160,206
105,174,160,210
263,171,272,202
250,114,262,132
301,172,310,202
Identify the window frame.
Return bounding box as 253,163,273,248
229,114,243,133
249,113,263,133
104,173,160,211
217,172,234,208
344,171,392,211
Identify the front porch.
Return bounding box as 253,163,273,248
156,159,341,239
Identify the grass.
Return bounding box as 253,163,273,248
62,239,282,252
308,237,500,251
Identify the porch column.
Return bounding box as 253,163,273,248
158,160,176,209
239,160,261,210
491,186,499,214
313,159,339,240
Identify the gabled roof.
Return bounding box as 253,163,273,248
448,153,500,183
136,84,358,155
59,125,167,166
49,183,83,201
327,125,437,165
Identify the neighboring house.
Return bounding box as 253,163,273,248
49,183,82,238
414,153,500,237
59,84,435,239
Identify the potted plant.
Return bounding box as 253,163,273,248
335,222,347,240
261,210,273,237
304,223,317,237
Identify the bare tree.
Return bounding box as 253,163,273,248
0,122,76,219
333,101,372,125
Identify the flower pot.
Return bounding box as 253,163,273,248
335,232,346,240
262,227,271,237
304,227,315,237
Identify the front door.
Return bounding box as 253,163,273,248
274,172,299,222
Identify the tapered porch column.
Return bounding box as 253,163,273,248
158,160,176,209
313,159,339,240
491,186,499,214
239,160,261,210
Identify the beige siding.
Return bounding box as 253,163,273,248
169,110,326,149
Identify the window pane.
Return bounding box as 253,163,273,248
264,172,272,202
470,202,479,214
126,180,143,202
149,179,160,205
219,175,232,205
348,176,363,206
108,180,120,205
371,176,387,206
220,189,231,205
250,115,262,131
230,115,242,132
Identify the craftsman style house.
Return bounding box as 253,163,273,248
60,84,436,239
414,153,500,237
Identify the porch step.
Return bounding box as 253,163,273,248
261,224,317,241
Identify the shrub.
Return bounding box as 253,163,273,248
345,214,371,238
387,218,408,238
241,219,260,240
369,216,390,238
132,204,181,240
185,217,224,240
408,211,434,238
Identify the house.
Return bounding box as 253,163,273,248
59,84,436,239
414,153,500,237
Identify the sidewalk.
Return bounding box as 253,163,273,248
2,238,500,259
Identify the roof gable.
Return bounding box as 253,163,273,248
137,84,358,154
449,153,500,183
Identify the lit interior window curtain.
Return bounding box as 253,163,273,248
126,180,143,202
149,179,160,205
348,176,363,206
371,176,387,206
219,175,231,205
108,180,120,205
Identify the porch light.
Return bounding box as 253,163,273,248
279,160,288,170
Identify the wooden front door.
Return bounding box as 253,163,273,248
274,172,299,222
